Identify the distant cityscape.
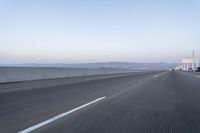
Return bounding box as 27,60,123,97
176,50,199,71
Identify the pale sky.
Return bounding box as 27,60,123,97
0,0,200,63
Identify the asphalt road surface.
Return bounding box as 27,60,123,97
1,71,200,133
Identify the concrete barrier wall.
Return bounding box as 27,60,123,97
0,67,143,83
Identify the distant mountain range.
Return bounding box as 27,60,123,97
0,62,180,70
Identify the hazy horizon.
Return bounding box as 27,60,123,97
1,0,200,64
0,61,181,65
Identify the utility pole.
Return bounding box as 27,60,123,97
192,50,195,69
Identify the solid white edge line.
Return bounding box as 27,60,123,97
18,96,106,133
153,75,159,78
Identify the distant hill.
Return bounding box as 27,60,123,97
0,62,180,70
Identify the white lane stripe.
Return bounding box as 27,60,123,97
196,75,200,78
18,96,106,133
153,75,159,78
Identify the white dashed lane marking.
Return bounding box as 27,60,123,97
18,96,106,133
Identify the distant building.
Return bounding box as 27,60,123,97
181,50,199,71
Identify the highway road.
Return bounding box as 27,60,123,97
1,71,200,133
